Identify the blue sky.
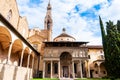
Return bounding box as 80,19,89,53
16,0,120,45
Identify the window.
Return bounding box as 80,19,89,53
33,44,38,50
47,63,51,74
88,55,90,59
95,71,98,74
100,55,104,59
94,63,98,68
54,63,58,74
7,10,12,21
47,21,50,30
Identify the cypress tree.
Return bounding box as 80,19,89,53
99,17,120,78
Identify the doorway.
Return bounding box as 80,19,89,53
63,66,69,78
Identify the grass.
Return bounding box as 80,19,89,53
75,78,110,80
32,78,111,80
32,78,59,80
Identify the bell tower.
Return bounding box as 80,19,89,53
44,0,53,41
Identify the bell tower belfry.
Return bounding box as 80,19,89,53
44,0,53,41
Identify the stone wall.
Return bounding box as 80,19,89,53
0,63,32,80
0,0,19,29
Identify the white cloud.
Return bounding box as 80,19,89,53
16,0,120,45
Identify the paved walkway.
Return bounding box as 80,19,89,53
60,78,74,80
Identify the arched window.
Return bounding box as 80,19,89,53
7,10,12,21
94,63,98,68
47,21,50,30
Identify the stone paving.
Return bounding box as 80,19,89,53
60,78,74,80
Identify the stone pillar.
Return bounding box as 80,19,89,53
72,60,75,78
31,56,35,77
7,41,13,64
27,54,30,68
98,62,101,77
32,57,34,69
80,60,83,78
58,61,60,78
43,61,45,78
98,65,101,77
20,49,24,67
51,61,53,78
87,60,90,78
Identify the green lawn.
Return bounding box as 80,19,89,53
32,78,111,80
32,78,59,80
75,78,110,80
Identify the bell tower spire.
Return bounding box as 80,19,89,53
44,0,53,41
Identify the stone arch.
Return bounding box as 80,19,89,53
0,26,12,50
60,52,72,66
10,39,23,66
60,52,72,78
94,63,98,68
100,62,107,76
29,52,34,68
22,47,30,67
0,26,12,63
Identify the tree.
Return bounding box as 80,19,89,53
99,16,120,78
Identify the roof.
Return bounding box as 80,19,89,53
54,33,76,40
44,41,89,47
54,28,76,40
87,45,103,49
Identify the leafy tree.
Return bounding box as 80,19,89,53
99,16,120,78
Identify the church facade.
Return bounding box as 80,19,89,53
0,0,107,80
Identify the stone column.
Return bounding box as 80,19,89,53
80,60,83,78
27,54,30,68
7,41,13,64
31,56,34,76
32,57,34,69
58,61,60,78
98,62,101,77
98,65,101,77
43,61,45,78
72,60,75,78
51,61,53,78
20,49,24,67
27,54,31,80
69,65,70,78
87,60,90,78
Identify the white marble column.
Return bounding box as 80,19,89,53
80,60,83,78
58,61,60,78
72,60,75,78
20,49,24,67
7,41,13,64
51,61,53,78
